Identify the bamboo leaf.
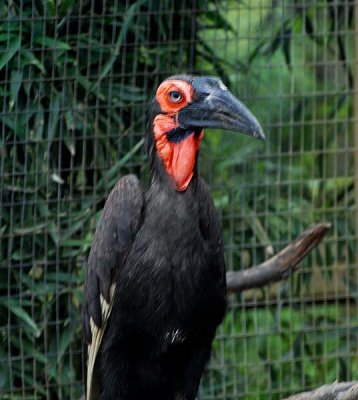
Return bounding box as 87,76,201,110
0,36,21,71
48,94,61,140
94,0,147,86
9,70,23,110
3,301,41,338
21,50,46,73
57,322,75,362
96,138,144,190
14,222,49,235
33,36,71,50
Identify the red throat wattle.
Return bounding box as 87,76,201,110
153,114,204,191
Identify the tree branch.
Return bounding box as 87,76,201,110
226,223,332,293
281,381,358,400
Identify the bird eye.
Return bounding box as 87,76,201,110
169,90,182,103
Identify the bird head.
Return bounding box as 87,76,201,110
148,75,265,191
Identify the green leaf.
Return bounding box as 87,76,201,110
57,322,75,362
21,50,46,73
200,10,237,33
11,250,33,261
0,35,20,71
48,94,61,140
3,301,41,338
0,33,17,42
33,36,71,50
96,138,144,190
94,0,147,86
9,70,23,110
14,222,49,235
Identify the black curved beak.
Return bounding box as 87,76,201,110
177,77,266,141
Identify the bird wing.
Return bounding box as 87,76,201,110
82,174,144,400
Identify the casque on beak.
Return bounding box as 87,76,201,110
177,76,266,141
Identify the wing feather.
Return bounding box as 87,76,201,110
83,174,144,400
86,284,115,400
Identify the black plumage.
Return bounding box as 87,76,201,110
83,75,265,400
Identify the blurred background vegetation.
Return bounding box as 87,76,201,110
0,0,357,399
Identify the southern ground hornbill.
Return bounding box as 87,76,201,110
83,75,265,400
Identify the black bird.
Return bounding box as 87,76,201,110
83,75,265,400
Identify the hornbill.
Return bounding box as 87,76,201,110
83,75,265,400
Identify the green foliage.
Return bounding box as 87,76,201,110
201,303,358,399
198,1,357,397
0,0,356,399
201,0,356,267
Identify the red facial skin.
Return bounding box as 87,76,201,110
153,80,204,191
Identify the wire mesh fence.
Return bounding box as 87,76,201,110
0,0,357,399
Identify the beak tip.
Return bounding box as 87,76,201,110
252,125,266,141
256,130,267,141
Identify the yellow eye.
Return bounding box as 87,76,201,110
169,90,182,103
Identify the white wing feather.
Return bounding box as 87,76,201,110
86,284,116,400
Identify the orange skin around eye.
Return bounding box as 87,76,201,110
155,80,193,113
153,80,204,191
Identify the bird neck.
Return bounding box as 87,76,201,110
147,114,204,191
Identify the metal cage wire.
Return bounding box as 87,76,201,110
0,0,357,399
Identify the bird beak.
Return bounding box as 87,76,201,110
177,78,266,141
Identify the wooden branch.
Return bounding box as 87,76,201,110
226,223,332,293
281,381,358,400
